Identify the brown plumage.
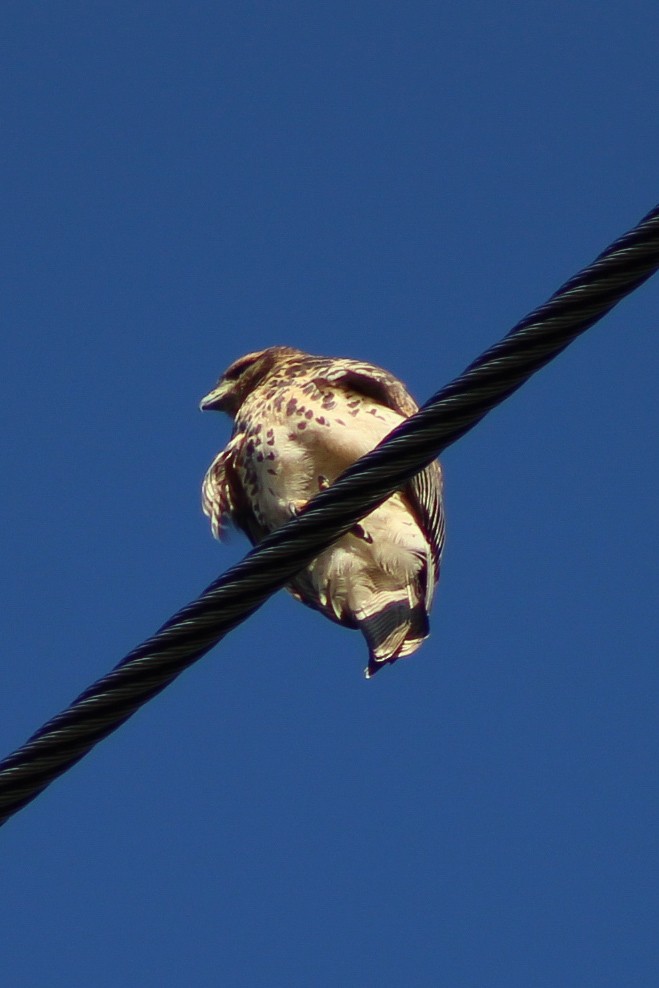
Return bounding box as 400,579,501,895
200,346,445,677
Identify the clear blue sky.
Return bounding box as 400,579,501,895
2,3,658,985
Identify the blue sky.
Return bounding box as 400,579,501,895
2,2,658,985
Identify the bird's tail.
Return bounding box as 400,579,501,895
357,591,430,678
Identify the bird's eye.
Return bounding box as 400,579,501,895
224,354,261,381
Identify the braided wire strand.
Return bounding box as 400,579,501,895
1,204,658,825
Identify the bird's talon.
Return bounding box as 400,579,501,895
352,523,373,543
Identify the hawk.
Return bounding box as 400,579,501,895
200,346,445,677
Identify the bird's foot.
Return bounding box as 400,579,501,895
286,499,308,517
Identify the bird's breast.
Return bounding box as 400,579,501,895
234,382,406,532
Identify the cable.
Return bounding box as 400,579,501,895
1,204,658,826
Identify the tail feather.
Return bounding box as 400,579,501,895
359,599,430,678
360,600,411,662
396,603,430,658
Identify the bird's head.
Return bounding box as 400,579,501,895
200,346,302,417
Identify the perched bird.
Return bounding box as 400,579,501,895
200,346,445,677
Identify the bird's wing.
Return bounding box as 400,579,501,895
310,359,445,603
310,358,420,417
201,433,267,544
404,458,444,608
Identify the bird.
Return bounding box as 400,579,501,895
200,346,445,677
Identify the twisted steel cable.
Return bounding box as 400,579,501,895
1,204,658,826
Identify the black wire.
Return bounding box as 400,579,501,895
1,204,658,826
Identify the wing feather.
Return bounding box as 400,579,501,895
201,434,267,544
311,359,419,417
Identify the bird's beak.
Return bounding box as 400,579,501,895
199,382,230,412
